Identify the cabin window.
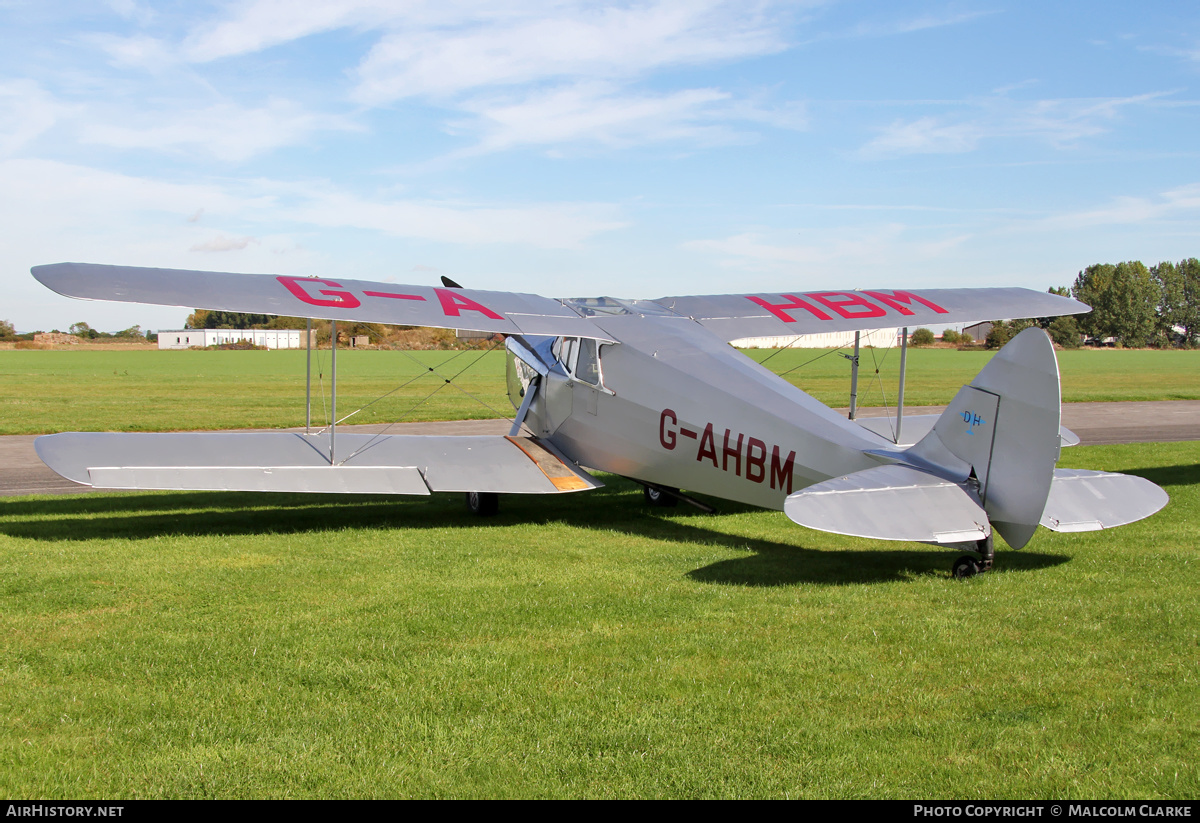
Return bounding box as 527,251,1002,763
575,338,600,386
553,336,605,388
552,336,580,375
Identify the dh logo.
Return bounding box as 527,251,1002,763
960,410,986,435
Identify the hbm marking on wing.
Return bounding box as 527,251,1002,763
747,290,951,322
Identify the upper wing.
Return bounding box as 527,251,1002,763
33,262,612,341
648,288,1089,342
33,263,1087,344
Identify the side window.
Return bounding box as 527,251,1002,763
553,336,606,388
555,336,579,374
576,338,600,386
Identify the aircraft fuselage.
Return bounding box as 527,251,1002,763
514,314,889,511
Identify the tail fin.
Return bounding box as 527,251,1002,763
905,327,1061,549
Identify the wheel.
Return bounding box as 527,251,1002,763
643,485,678,507
466,491,499,516
952,555,981,579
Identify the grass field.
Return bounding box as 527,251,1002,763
0,442,1195,798
2,346,1200,435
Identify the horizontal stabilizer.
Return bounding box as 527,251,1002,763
856,415,1080,448
1040,469,1168,532
784,464,990,543
35,431,601,496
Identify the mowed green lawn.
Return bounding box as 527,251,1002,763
2,346,1199,434
0,442,1195,798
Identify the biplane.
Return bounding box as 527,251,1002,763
32,263,1168,578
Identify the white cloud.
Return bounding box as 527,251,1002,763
685,224,969,273
190,235,259,252
452,82,777,155
163,0,793,89
861,93,1168,158
282,183,626,248
861,116,983,157
1030,183,1200,232
848,9,996,38
0,80,74,157
67,1,806,160
180,0,400,63
0,158,625,255
85,33,178,70
81,99,361,162
353,1,790,104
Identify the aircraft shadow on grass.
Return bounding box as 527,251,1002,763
1118,463,1200,488
0,478,1069,586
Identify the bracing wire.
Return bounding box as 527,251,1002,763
337,338,510,465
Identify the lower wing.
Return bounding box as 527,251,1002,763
35,431,600,495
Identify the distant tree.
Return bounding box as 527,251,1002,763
984,319,1034,349
1072,264,1113,341
341,322,386,342
264,315,310,330
909,328,935,346
1073,261,1158,347
0,319,14,341
69,321,98,339
145,329,158,343
1155,258,1200,347
184,309,209,329
985,322,1013,349
941,329,960,344
116,325,143,339
185,310,291,330
1048,316,1080,348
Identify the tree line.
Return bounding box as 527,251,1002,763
1070,258,1200,348
0,319,151,342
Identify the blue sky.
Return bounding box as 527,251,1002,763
3,0,1198,332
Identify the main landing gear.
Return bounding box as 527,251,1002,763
952,534,995,580
643,484,679,507
466,491,499,517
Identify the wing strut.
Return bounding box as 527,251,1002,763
847,331,861,420
848,327,910,443
305,317,313,434
509,375,540,437
330,320,338,465
896,326,908,445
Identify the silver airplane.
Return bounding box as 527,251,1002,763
32,263,1168,578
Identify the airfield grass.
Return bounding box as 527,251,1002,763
0,442,1195,798
3,346,1200,434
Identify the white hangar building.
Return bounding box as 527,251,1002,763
732,327,902,349
157,329,305,350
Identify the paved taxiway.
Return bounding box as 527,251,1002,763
2,401,1198,497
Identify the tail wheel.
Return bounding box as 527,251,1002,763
952,534,994,579
643,485,679,507
466,491,499,517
